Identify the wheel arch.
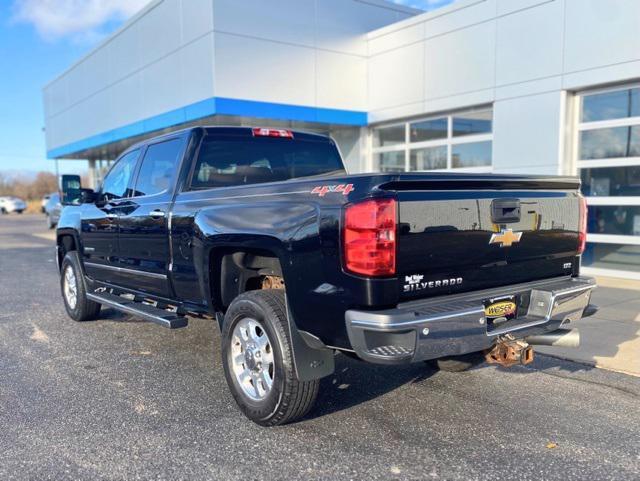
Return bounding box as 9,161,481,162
56,228,82,272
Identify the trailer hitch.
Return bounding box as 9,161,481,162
485,335,534,368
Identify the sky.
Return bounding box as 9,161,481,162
0,0,454,177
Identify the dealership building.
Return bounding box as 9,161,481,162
43,0,640,279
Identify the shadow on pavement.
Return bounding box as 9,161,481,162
306,354,436,420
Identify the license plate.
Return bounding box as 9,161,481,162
484,295,518,329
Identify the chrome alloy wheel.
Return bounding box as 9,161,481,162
230,317,274,401
63,265,78,309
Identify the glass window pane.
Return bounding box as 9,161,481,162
410,118,447,142
101,150,139,200
582,243,640,273
372,125,405,147
631,125,640,157
581,87,640,122
375,151,406,172
452,110,492,137
588,205,640,236
580,166,640,197
134,139,182,197
451,141,492,168
191,137,345,189
579,126,632,160
409,146,447,171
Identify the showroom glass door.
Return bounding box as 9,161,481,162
577,84,640,279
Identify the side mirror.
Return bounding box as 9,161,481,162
61,175,82,205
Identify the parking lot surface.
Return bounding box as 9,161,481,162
1,215,639,481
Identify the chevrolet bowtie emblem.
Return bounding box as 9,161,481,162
489,228,522,247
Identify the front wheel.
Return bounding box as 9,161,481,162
60,252,101,322
221,289,319,426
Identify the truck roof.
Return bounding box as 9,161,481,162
127,126,331,153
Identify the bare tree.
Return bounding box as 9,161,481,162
0,171,58,200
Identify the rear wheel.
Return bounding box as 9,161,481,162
430,351,485,372
60,252,101,322
221,289,319,426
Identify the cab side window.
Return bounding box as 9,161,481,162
101,150,140,201
133,138,183,197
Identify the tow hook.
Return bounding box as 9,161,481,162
485,335,534,368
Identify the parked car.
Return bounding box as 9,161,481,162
56,126,597,426
0,196,26,214
44,192,62,229
41,193,51,213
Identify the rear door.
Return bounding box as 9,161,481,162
82,149,140,284
116,135,186,297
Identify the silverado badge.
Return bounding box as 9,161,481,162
489,228,522,248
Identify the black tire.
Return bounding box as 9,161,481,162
60,252,101,322
430,351,486,372
46,215,55,229
221,289,319,426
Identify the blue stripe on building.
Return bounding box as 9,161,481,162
47,97,368,158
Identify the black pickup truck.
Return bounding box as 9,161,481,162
57,126,596,425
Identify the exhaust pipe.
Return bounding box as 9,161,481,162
526,329,580,348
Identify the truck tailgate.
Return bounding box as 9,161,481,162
381,176,582,300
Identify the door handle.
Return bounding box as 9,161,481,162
106,213,118,220
150,209,166,219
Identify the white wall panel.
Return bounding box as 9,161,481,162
44,77,68,118
214,33,316,106
495,0,563,85
425,89,494,114
492,91,562,173
107,22,142,84
109,73,144,127
564,0,640,73
563,60,640,92
138,0,182,64
496,0,550,16
181,0,214,44
140,50,185,119
368,101,425,124
316,0,412,55
495,76,562,101
179,34,215,107
422,0,496,38
316,51,366,111
213,0,316,48
368,23,423,56
425,21,495,99
369,41,424,111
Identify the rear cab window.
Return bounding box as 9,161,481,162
190,133,345,190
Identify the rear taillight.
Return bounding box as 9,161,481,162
578,196,588,255
343,198,397,277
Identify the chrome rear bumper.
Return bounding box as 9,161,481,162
345,276,596,364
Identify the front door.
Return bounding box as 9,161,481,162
116,136,186,297
82,149,140,285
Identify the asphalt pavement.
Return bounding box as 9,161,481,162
1,214,639,481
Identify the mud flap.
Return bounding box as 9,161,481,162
285,297,335,382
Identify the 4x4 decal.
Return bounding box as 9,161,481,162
311,184,354,197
